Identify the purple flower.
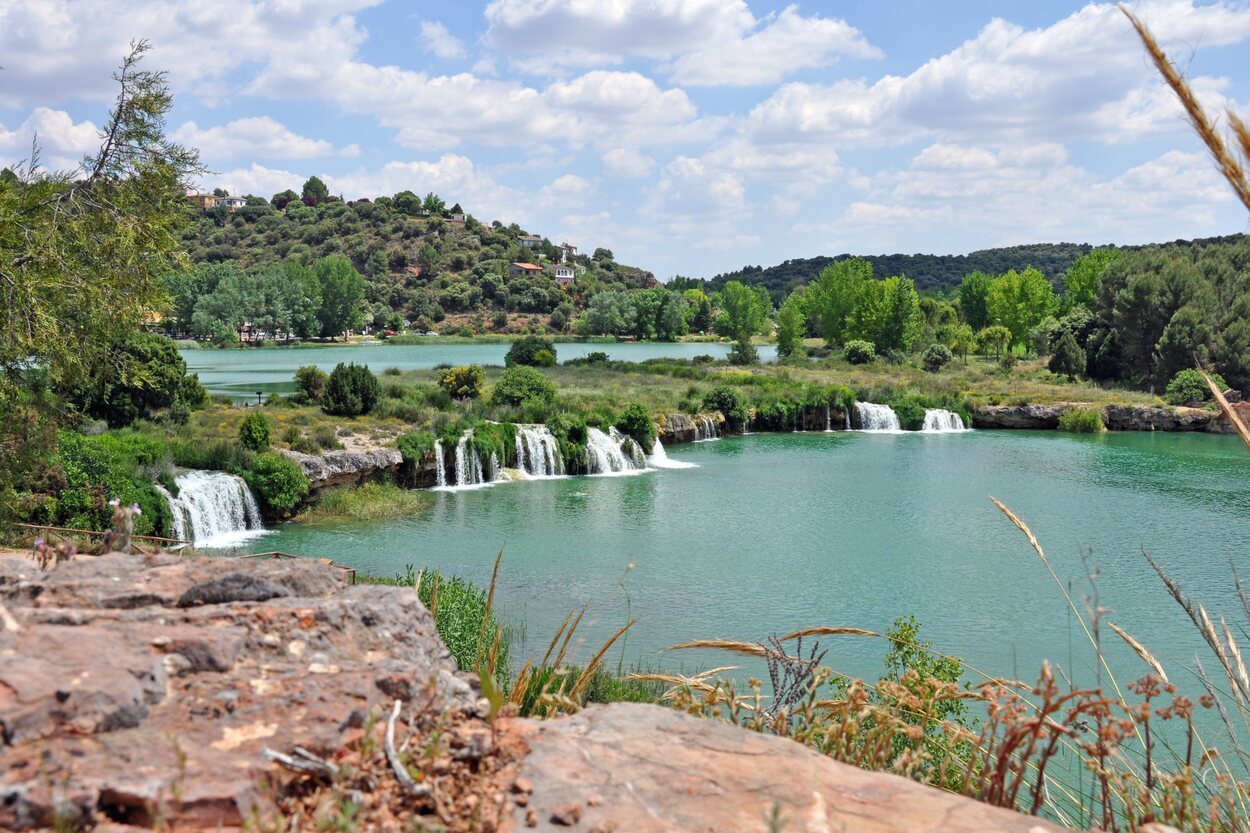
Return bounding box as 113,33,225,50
130,503,142,515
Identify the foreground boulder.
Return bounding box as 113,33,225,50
0,553,475,830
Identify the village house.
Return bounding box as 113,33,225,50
448,202,466,223
508,262,543,279
518,234,543,250
558,242,578,263
554,264,575,286
187,190,246,212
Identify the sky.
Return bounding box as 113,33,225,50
2,1,1249,279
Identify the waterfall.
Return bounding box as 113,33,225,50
693,415,719,441
585,427,647,475
433,440,447,487
922,409,970,433
648,438,698,469
514,425,565,478
158,470,266,548
855,402,903,433
844,408,851,430
825,404,832,433
452,433,488,488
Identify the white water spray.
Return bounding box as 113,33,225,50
648,438,698,469
921,409,970,433
514,425,565,478
585,427,647,475
158,470,266,548
854,402,903,433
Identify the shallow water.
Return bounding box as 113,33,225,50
231,430,1250,691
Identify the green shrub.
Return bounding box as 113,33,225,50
615,403,656,453
491,366,557,408
177,373,210,409
921,343,952,373
245,453,310,514
1165,368,1227,405
701,385,746,429
584,351,610,366
439,364,485,400
312,424,342,450
397,431,436,466
238,412,271,451
172,439,253,474
505,335,557,367
1058,407,1105,433
294,365,328,401
892,397,927,431
281,426,300,445
322,362,380,416
844,340,876,365
43,430,172,535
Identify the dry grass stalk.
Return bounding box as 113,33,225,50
1107,621,1169,683
667,639,771,659
472,548,503,673
780,626,880,640
1120,4,1250,212
569,618,636,701
1204,371,1250,450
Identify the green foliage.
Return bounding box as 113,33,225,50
505,335,558,367
843,339,876,365
321,362,379,417
809,258,871,345
921,343,952,373
713,281,771,364
62,331,188,427
439,364,485,400
701,385,747,428
295,365,328,402
976,325,1013,358
958,271,995,331
314,255,365,339
1057,407,1105,433
848,276,923,354
301,175,329,204
892,397,928,431
1165,368,1227,405
177,373,210,409
238,412,271,451
1048,330,1086,380
948,324,976,364
397,430,436,466
776,290,807,358
301,483,431,522
1062,248,1120,313
615,403,657,453
491,366,557,408
985,267,1058,348
245,452,310,514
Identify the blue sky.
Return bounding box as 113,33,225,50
3,0,1248,279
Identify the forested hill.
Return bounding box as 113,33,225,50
708,234,1250,297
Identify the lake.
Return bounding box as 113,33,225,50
182,341,776,400
229,429,1250,691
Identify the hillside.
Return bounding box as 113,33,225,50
179,190,657,334
707,234,1250,298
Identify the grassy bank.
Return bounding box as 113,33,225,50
296,482,434,522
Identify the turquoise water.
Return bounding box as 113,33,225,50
182,342,776,400
232,430,1250,690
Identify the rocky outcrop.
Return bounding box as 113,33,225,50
971,404,1064,429
0,553,476,831
283,447,403,490
656,412,724,444
502,703,1073,833
1102,404,1214,431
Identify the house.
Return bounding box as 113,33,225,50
558,242,578,263
216,196,246,211
554,264,575,286
448,202,466,223
186,190,246,212
518,234,543,250
509,262,543,279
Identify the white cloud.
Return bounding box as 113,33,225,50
326,155,528,224
205,163,305,199
484,0,876,85
0,108,101,171
538,173,593,208
420,20,467,60
173,117,337,160
746,1,1250,146
602,147,655,178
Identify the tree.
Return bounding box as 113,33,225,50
1165,368,1227,405
505,336,557,367
949,323,976,364
270,188,298,209
809,258,871,346
577,290,632,336
239,412,272,451
713,281,771,364
921,343,953,373
1062,248,1119,313
322,362,379,416
416,242,439,272
592,247,614,263
958,271,994,331
843,339,876,364
439,365,485,400
615,403,656,453
1048,330,1086,380
849,276,922,354
314,255,365,339
301,175,329,205
985,268,1057,347
0,41,202,392
654,291,689,341
392,190,422,215
63,331,187,427
491,366,556,407
977,325,1012,359
776,291,807,359
295,365,328,402
423,192,446,215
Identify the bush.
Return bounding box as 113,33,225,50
921,343,953,373
439,364,485,400
701,385,746,429
1165,368,1227,405
615,403,656,453
177,373,210,409
491,366,557,408
505,335,557,367
844,340,876,365
235,412,269,450
295,365,328,402
245,453,310,514
584,351,610,366
892,397,927,431
322,362,380,416
1057,407,1105,433
312,424,342,450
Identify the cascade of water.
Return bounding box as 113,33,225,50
825,404,832,433
452,433,489,487
855,402,903,433
648,438,698,469
514,425,564,478
921,409,970,433
585,427,645,474
158,470,266,547
845,408,851,430
433,441,447,487
694,415,719,441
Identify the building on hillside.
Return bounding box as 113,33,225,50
558,242,578,263
217,196,246,210
448,203,466,223
187,190,246,212
509,262,543,279
518,235,543,250
554,264,575,286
